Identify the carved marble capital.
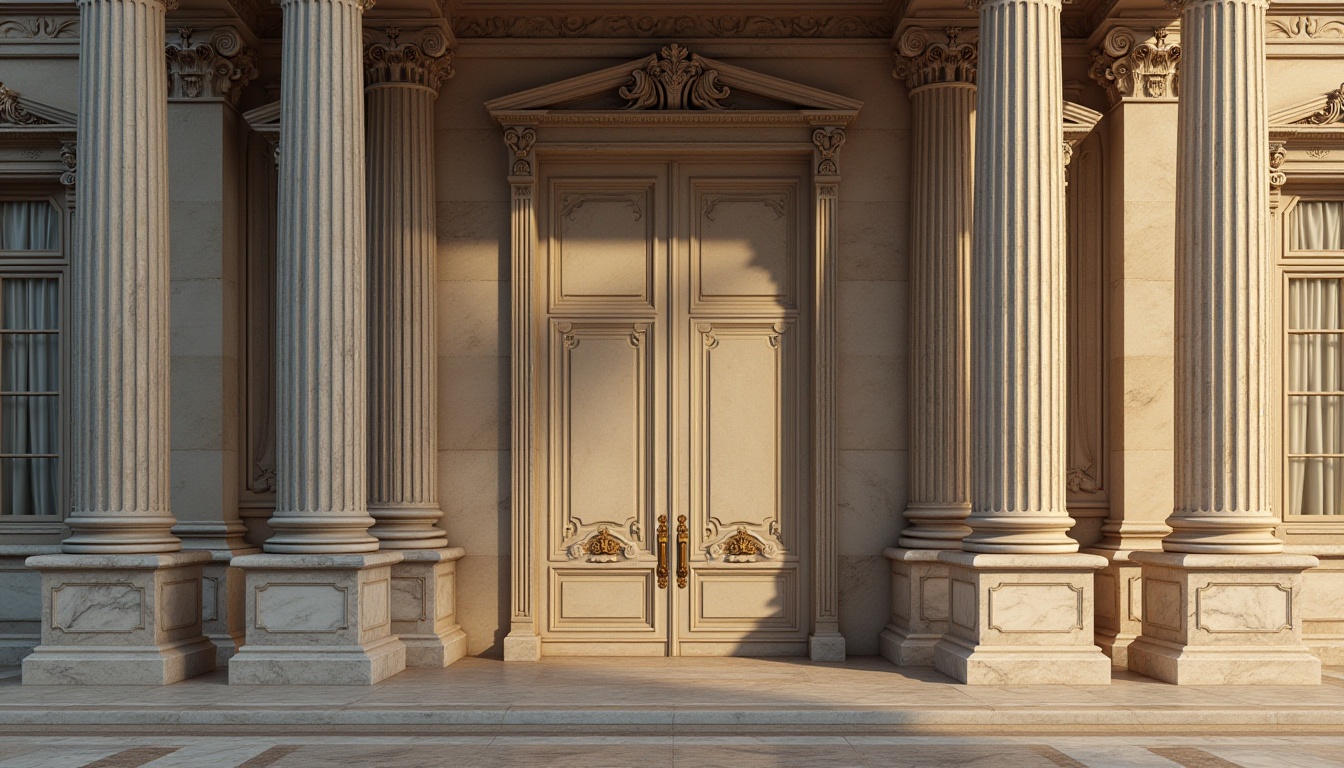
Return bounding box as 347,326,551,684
363,27,454,90
1089,26,1181,104
165,27,259,105
893,27,978,90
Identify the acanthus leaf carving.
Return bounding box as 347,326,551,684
707,526,778,562
0,82,54,126
59,141,76,189
165,27,259,106
619,44,729,110
1268,16,1344,40
1088,26,1181,105
0,18,78,40
567,527,639,562
892,27,978,90
1269,141,1288,190
363,27,455,90
812,126,846,175
503,125,537,176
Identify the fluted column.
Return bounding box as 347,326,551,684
364,29,453,550
265,0,377,554
931,0,1111,685
894,28,976,550
61,0,178,554
964,0,1075,554
1127,0,1321,686
1166,0,1277,554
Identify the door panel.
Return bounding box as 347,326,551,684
539,158,810,656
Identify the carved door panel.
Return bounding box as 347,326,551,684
538,159,810,656
673,163,811,656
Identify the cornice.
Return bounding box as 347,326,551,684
452,14,895,39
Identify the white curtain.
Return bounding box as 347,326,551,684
0,201,60,251
1288,279,1344,515
0,202,60,516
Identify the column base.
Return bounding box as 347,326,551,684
503,630,542,661
932,551,1111,685
1128,551,1321,685
22,552,217,685
392,548,468,668
808,632,846,662
228,552,407,685
879,548,949,667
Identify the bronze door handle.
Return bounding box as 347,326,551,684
676,514,689,589
656,515,669,589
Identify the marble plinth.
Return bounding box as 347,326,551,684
879,548,949,667
1088,550,1147,669
200,553,252,666
504,630,542,662
22,553,216,685
1301,551,1344,665
1128,552,1322,685
933,552,1112,685
392,548,467,668
0,546,56,665
808,633,846,662
228,552,407,685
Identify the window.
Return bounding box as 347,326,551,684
1286,277,1344,515
0,199,63,520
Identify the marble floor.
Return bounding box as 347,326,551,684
1,734,1343,767
1,657,1342,735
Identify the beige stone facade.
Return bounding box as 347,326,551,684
0,0,1342,686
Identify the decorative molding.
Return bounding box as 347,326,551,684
892,27,978,90
619,44,728,110
165,27,258,105
707,527,778,563
453,14,894,39
59,141,75,188
1270,141,1288,190
1298,83,1344,125
0,17,77,40
812,126,845,176
567,527,637,562
1267,16,1344,40
0,82,53,125
503,126,536,176
363,27,454,90
1088,26,1181,104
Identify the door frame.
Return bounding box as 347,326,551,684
485,47,861,660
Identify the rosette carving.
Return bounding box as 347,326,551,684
620,44,729,110
1088,26,1181,104
363,27,455,89
892,27,978,89
165,27,259,105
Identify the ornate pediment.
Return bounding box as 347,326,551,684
1271,84,1344,126
1062,100,1103,144
486,43,861,125
0,82,74,128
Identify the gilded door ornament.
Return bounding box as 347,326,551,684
707,527,779,563
620,44,730,110
568,527,638,563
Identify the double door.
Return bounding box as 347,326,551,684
537,157,812,656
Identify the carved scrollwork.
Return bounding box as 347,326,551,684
619,44,729,110
0,82,51,126
165,27,259,106
1299,83,1344,125
707,526,778,562
363,27,455,90
561,193,644,221
504,126,537,176
702,195,786,222
567,527,639,562
812,127,845,176
892,27,978,89
698,323,718,349
1088,27,1180,105
1268,16,1344,40
555,321,578,350
59,141,76,189
1269,141,1288,190
629,323,647,348
0,18,78,40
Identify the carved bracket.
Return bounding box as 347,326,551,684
1089,26,1181,104
812,126,846,176
504,125,537,177
59,141,76,189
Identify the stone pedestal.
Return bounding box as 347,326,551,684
0,546,57,665
1128,553,1321,685
879,548,949,667
392,548,467,668
1090,551,1147,669
228,552,406,685
22,553,216,685
198,550,253,665
933,553,1112,685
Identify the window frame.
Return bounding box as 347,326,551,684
0,189,69,535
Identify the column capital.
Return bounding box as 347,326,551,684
363,27,454,90
893,27,977,90
165,27,259,105
1089,26,1181,104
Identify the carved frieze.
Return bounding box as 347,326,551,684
0,82,52,126
165,27,259,105
1268,16,1344,40
620,44,728,110
363,27,454,90
454,14,894,39
892,27,978,90
0,18,77,40
1089,27,1181,104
